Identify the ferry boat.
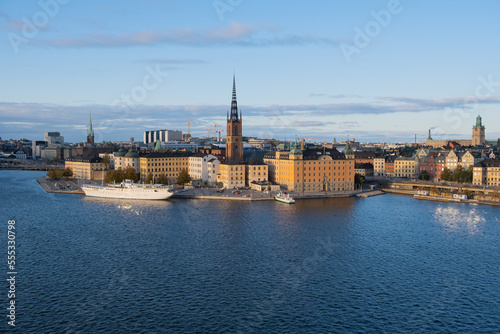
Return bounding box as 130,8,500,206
82,179,174,200
275,191,295,204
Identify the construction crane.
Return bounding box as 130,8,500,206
203,128,212,139
186,120,196,136
216,130,225,142
381,138,389,148
211,123,223,140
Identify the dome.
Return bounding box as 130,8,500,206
290,142,302,155
114,148,126,157
344,141,354,155
124,148,140,158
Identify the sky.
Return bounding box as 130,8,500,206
1,0,500,143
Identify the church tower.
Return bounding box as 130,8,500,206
87,112,95,146
472,114,485,146
226,75,243,163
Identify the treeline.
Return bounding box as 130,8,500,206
105,166,139,183
47,168,73,179
440,166,473,183
145,169,191,185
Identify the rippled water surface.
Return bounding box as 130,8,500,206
1,171,500,333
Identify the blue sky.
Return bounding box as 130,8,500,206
1,0,500,143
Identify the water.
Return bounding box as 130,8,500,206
1,171,500,333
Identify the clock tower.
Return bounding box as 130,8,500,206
226,75,243,163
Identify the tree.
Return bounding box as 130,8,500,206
145,173,154,184
62,168,73,177
157,174,168,185
114,169,126,183
102,153,110,166
47,168,63,179
177,168,191,185
354,173,366,187
440,168,453,181
418,170,430,181
463,166,473,183
497,138,500,147
104,170,115,183
454,165,464,183
124,166,139,182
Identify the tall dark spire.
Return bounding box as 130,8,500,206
230,74,239,121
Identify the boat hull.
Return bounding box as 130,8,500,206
82,185,174,200
275,196,295,204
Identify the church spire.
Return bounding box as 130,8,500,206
87,112,94,137
230,73,239,121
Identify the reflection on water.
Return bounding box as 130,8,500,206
434,205,486,235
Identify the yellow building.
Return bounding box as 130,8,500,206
246,163,268,186
65,156,107,180
139,152,190,184
218,163,246,189
473,159,500,186
394,157,417,178
263,144,355,192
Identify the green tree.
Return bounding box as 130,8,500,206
454,165,464,183
47,168,63,179
497,138,500,147
145,173,154,184
440,168,453,181
102,153,110,166
124,166,138,182
114,169,126,183
354,173,366,187
177,168,191,185
418,170,430,181
62,168,73,177
104,170,115,183
463,166,473,183
157,174,168,185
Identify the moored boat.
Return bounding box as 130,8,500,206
275,191,295,204
82,179,174,200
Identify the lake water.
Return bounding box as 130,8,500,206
1,171,500,333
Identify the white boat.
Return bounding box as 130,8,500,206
275,191,295,204
82,179,174,200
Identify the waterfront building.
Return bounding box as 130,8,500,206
384,156,396,177
473,159,500,186
218,163,246,189
394,157,417,179
445,150,459,171
263,142,355,192
245,163,268,186
472,115,486,146
32,140,47,159
373,157,385,177
65,156,107,180
139,152,190,184
114,148,140,173
217,75,247,189
42,144,64,161
188,154,220,186
44,132,64,145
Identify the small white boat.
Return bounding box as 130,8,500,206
275,191,295,204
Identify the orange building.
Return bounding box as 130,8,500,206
264,143,355,192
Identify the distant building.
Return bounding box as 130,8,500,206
394,157,417,179
245,163,268,186
143,130,182,144
472,115,486,146
44,132,64,145
32,140,47,159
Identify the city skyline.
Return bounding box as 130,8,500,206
1,0,500,143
